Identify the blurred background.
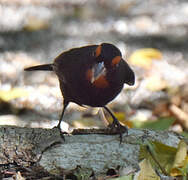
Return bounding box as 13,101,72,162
1,0,188,135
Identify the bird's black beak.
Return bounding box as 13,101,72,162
125,67,135,86
127,79,135,86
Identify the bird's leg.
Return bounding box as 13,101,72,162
54,100,69,140
57,100,69,129
103,106,128,143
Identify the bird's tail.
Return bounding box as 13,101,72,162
24,64,53,71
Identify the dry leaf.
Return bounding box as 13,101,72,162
169,104,188,129
128,48,162,69
171,140,188,176
106,112,133,128
139,140,188,177
137,159,160,180
139,141,176,174
24,16,49,31
0,88,29,101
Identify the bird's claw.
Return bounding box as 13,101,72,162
52,125,65,141
108,121,128,144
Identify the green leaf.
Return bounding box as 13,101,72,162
133,117,175,130
139,141,177,174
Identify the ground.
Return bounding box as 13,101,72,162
0,0,188,179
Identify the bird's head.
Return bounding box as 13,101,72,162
86,43,135,89
85,43,124,88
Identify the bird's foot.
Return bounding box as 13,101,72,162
108,120,128,143
53,121,72,141
52,124,66,141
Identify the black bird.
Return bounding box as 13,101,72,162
24,43,135,141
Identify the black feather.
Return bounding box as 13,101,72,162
24,64,53,71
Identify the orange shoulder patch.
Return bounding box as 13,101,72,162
93,75,109,88
111,56,121,66
95,45,102,57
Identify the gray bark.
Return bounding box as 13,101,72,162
0,126,185,177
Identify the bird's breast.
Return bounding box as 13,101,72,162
85,68,109,89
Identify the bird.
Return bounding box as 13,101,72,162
24,43,135,142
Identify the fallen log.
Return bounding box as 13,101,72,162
0,126,185,178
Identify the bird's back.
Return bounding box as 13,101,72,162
53,45,98,105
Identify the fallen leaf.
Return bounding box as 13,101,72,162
106,112,133,128
133,117,175,130
139,141,177,174
24,16,49,31
137,159,160,180
171,140,188,177
169,104,188,129
0,88,29,101
139,140,188,177
128,48,162,69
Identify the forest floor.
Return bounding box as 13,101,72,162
0,0,188,179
